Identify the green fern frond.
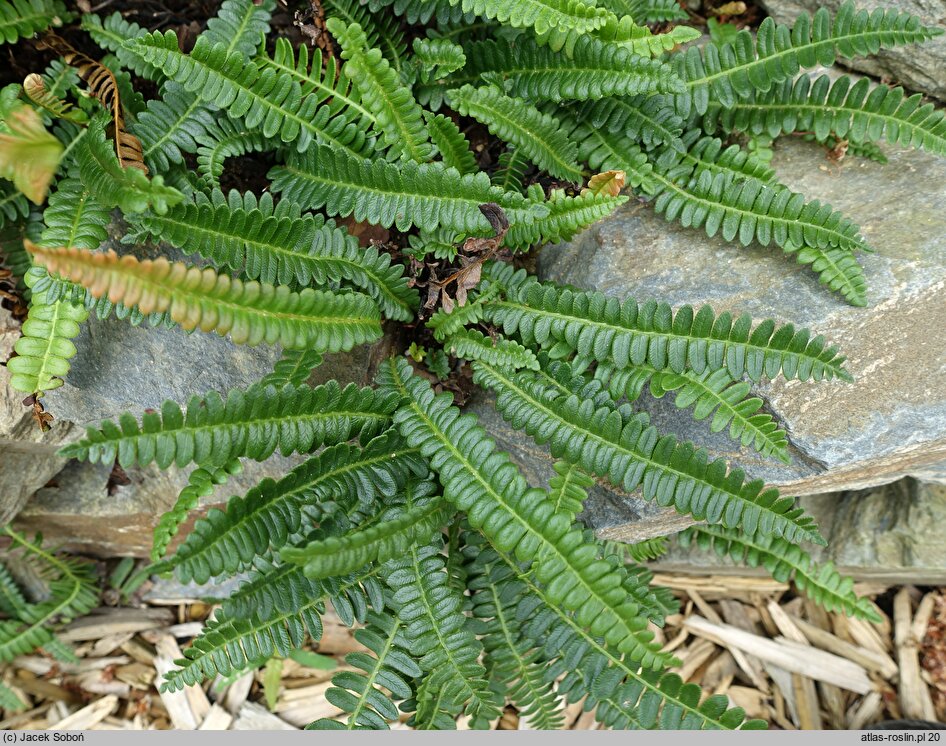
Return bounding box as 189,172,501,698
194,119,275,188
367,0,474,26
0,528,98,665
0,182,29,229
426,284,499,340
201,0,274,59
269,144,547,233
0,680,27,712
330,19,435,162
424,112,477,174
596,362,790,462
75,117,183,215
6,270,88,395
452,0,612,37
676,1,943,116
133,82,218,174
128,31,373,158
284,496,449,579
461,35,681,102
313,612,422,729
0,0,65,45
123,189,419,321
413,37,467,80
599,0,687,23
325,0,410,74
491,148,531,193
548,460,593,520
480,264,851,382
471,360,823,546
445,328,540,370
384,542,501,725
36,172,109,251
260,349,325,389
704,73,946,157
27,244,384,351
590,16,700,57
379,356,670,668
448,85,582,180
80,12,157,80
503,185,628,249
670,130,777,185
578,94,686,152
164,433,424,582
681,524,880,622
151,459,243,561
612,535,669,562
59,380,398,469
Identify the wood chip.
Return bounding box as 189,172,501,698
848,690,884,729
220,670,255,715
49,695,119,730
275,681,341,727
199,703,234,730
153,634,211,729
789,614,898,679
59,607,174,641
894,587,937,720
718,600,770,693
231,702,298,730
684,615,873,694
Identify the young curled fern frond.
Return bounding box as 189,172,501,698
378,356,670,669
675,1,943,116
26,243,384,352
59,380,399,469
680,524,880,622
481,264,852,382
124,189,419,321
269,144,548,233
448,85,582,181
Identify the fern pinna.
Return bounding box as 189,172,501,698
0,0,940,729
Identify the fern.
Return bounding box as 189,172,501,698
26,243,384,352
202,0,275,59
379,356,670,668
703,73,946,157
163,433,425,582
270,144,548,233
60,380,398,468
313,612,422,729
680,524,880,622
452,0,612,37
448,84,582,180
481,264,851,382
194,119,275,188
0,0,65,45
547,460,593,519
460,35,682,101
260,349,325,389
503,185,628,249
132,82,218,174
424,112,477,174
676,2,943,116
444,327,540,370
123,189,419,321
471,360,823,546
324,0,410,74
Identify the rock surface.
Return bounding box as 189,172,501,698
538,137,946,540
758,0,946,101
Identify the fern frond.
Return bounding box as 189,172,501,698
426,283,499,340
124,189,419,321
128,32,373,158
313,612,422,729
548,460,592,520
22,73,86,123
133,82,218,174
202,0,274,59
681,524,880,622
413,37,466,80
704,73,946,157
0,0,64,45
424,112,477,174
324,0,410,74
461,35,680,102
472,360,823,546
329,19,435,162
0,528,98,665
366,0,474,26
164,433,424,582
0,681,27,712
384,542,501,724
444,328,540,370
599,0,687,23
578,94,686,152
75,117,183,215
503,185,627,249
448,85,581,181
260,349,324,389
480,265,851,382
379,356,670,668
80,12,157,80
37,172,109,251
596,362,790,462
26,244,383,351
490,148,531,193
670,130,777,185
151,459,243,561
60,380,398,469
6,273,88,395
590,15,700,57
269,144,547,233
194,119,275,188
0,182,29,229
452,0,612,37
283,496,449,579
676,1,943,116
0,103,62,204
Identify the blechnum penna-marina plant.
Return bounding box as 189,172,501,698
0,0,943,728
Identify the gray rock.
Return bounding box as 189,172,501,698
657,479,946,583
758,0,946,101
538,136,946,539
